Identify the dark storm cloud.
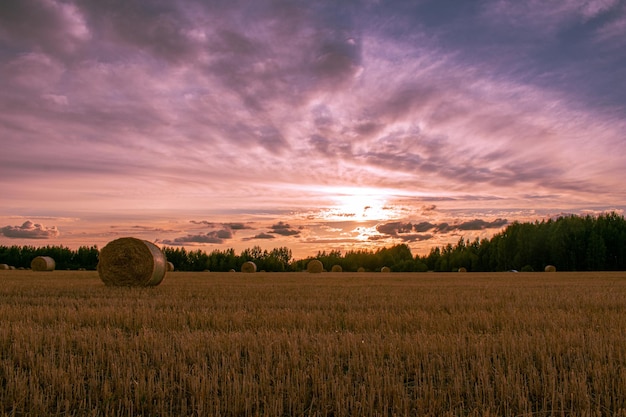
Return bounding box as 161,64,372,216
414,222,436,232
224,223,251,230
456,218,508,231
243,233,275,241
268,222,300,237
376,222,414,236
162,229,233,245
375,218,508,238
0,221,60,239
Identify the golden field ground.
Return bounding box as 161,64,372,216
1,270,626,416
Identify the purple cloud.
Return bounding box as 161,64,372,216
269,222,301,236
0,221,60,239
162,229,233,245
243,233,275,241
456,219,508,231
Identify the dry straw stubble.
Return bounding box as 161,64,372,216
30,256,55,271
97,237,167,286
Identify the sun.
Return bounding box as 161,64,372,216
326,187,394,221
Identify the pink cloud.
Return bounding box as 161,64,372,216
0,221,60,239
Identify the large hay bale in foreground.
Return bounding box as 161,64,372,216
0,264,9,270
307,260,323,273
331,264,343,272
381,266,391,273
97,237,166,287
544,265,557,272
241,261,257,273
31,256,55,271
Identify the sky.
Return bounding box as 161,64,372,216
1,0,625,259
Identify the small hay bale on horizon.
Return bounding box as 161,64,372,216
97,237,167,287
307,260,323,273
357,267,365,273
241,261,257,273
0,264,9,270
458,267,467,272
381,266,391,273
167,261,175,272
31,256,55,271
331,264,343,272
545,265,557,272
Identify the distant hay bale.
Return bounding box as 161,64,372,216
31,256,55,271
544,265,557,272
167,261,174,272
241,261,257,273
458,267,467,273
9,266,16,270
357,267,365,273
307,260,323,273
381,266,391,273
331,264,343,273
229,269,236,272
0,264,9,270
97,237,167,287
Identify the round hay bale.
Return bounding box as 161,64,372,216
9,266,16,270
97,237,167,287
0,264,9,270
31,256,55,271
241,261,257,273
381,266,391,273
307,260,323,273
167,261,175,272
357,267,365,273
331,264,343,272
229,269,236,272
544,265,557,272
458,267,467,272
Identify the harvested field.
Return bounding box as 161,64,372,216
1,270,626,416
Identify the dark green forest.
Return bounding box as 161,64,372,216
1,213,625,272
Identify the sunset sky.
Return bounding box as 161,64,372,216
1,0,625,259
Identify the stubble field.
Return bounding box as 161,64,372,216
1,270,626,416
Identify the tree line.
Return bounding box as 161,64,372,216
0,245,99,270
1,213,625,272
